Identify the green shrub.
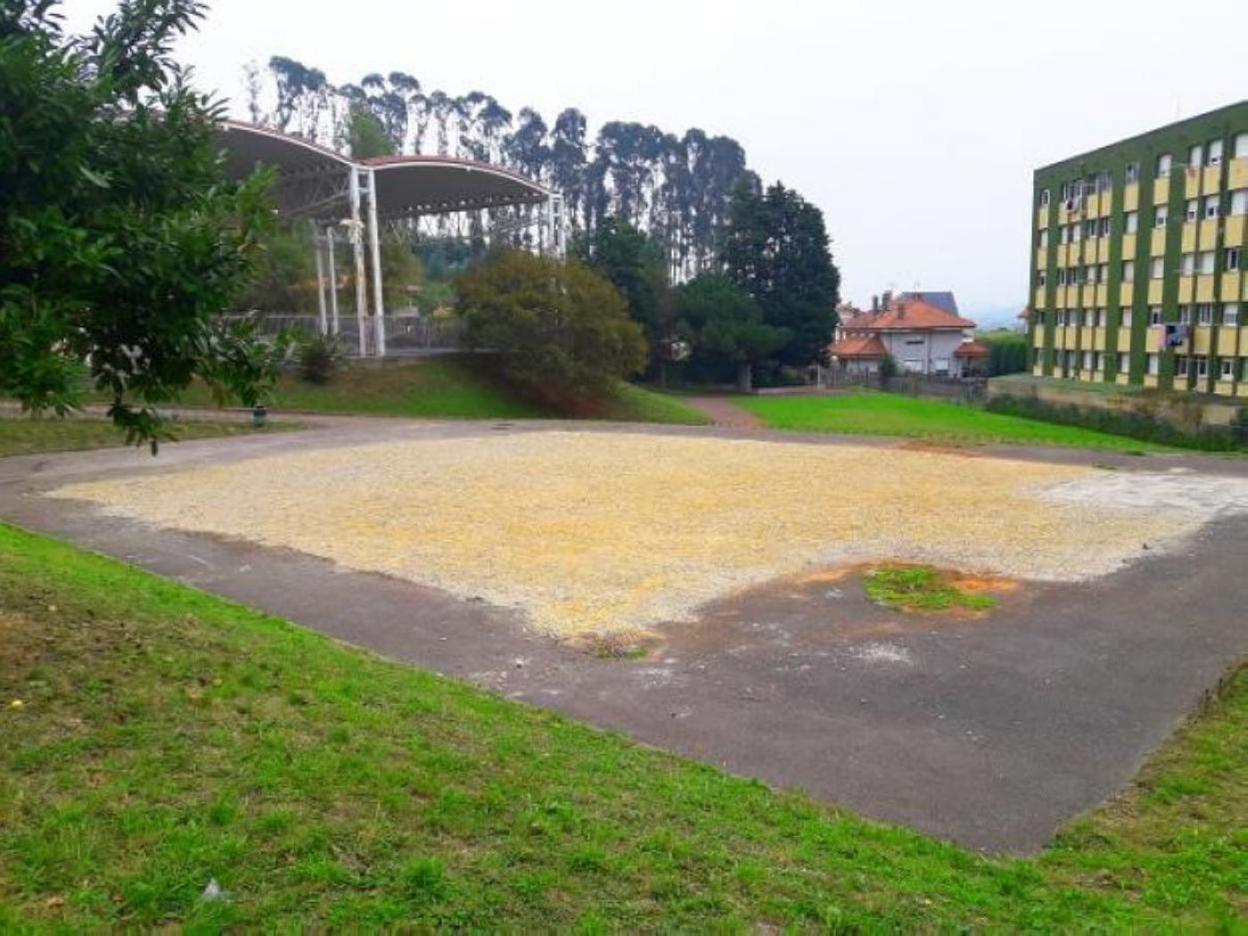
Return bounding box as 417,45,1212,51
297,333,345,385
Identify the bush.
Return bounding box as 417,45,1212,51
455,250,647,404
985,394,1241,451
297,333,345,385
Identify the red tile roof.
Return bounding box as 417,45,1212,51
839,298,976,332
954,340,990,357
829,334,889,359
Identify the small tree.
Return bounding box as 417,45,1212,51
675,274,788,392
1,0,283,447
455,250,646,404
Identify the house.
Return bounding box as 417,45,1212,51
829,293,983,377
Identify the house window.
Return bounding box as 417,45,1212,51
1122,260,1135,281
1196,303,1214,326
1225,303,1240,326
1124,210,1139,233
1208,139,1223,165
1121,308,1133,328
1154,205,1169,227
1231,190,1248,216
1220,358,1235,380
1185,199,1199,222
1125,162,1140,184
1188,143,1204,168
1150,257,1165,278
1237,133,1248,159
1181,253,1195,275
1149,305,1163,325
1147,352,1160,375
1039,188,1051,207
1197,251,1215,275
1204,196,1220,219
1226,247,1241,272
1156,153,1172,176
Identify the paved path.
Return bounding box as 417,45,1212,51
685,395,765,430
1,417,1245,853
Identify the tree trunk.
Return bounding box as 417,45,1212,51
736,361,753,393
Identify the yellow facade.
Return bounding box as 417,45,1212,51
1123,184,1139,212
1154,178,1169,205
1181,223,1197,252
1150,228,1166,256
1224,271,1244,300
1230,157,1248,190
1226,217,1245,247
1148,280,1164,304
1192,328,1213,354
1145,328,1160,352
1198,219,1219,249
1195,276,1215,303
1202,165,1221,196
1120,283,1134,306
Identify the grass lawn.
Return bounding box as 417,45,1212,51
736,392,1170,452
1,524,1243,928
0,417,289,458
160,357,708,425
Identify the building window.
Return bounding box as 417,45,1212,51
1197,251,1215,275
1231,190,1247,216
1125,162,1140,184
1149,305,1163,325
1124,210,1138,233
1084,219,1098,239
1151,257,1166,279
1237,133,1248,159
1122,260,1135,281
1221,358,1235,380
1175,354,1189,377
1204,196,1220,219
1072,223,1082,243
1195,355,1209,379
1098,263,1108,283
1154,205,1169,227
1059,224,1070,244
1119,352,1130,372
1196,303,1214,326
1147,352,1160,375
1039,188,1051,207
1208,139,1223,165
1099,217,1111,237
1225,303,1240,326
1178,305,1192,325
1121,308,1133,328
1082,350,1094,371
1038,229,1049,248
1037,270,1047,286
1226,247,1241,272
1181,253,1195,275
1156,153,1172,176
1185,199,1199,222
1188,144,1204,168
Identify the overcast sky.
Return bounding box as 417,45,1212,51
65,0,1248,324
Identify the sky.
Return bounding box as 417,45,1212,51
64,0,1248,326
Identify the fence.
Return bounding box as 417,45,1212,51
225,311,465,356
817,367,987,404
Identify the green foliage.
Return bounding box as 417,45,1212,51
979,330,1030,376
573,217,670,358
0,0,282,448
345,102,394,159
674,273,788,391
864,566,997,613
985,395,1241,452
237,223,317,315
0,416,289,457
296,333,345,385
455,250,647,404
736,392,1171,452
720,178,841,367
879,354,899,382
1,522,1246,928
378,232,423,309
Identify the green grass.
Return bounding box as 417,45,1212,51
863,565,998,613
1,524,1244,928
159,357,707,425
736,392,1169,452
0,417,289,458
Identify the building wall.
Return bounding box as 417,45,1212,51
1028,100,1248,397
879,330,968,375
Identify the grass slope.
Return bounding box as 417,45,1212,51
737,392,1167,452
0,417,285,458
1,524,1243,928
165,357,707,425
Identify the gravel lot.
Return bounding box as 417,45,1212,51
49,431,1248,637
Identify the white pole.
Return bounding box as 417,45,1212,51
326,228,340,336
349,167,368,357
313,226,328,336
366,168,386,357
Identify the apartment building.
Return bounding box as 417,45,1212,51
1028,101,1248,396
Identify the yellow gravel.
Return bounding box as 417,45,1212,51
49,432,1218,636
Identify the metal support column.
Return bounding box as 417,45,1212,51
348,167,368,357
313,224,328,336
326,229,340,336
366,168,386,357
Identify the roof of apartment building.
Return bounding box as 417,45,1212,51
828,334,889,359
840,297,977,332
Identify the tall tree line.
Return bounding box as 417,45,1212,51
245,57,754,278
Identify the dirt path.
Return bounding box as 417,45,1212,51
685,395,765,430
